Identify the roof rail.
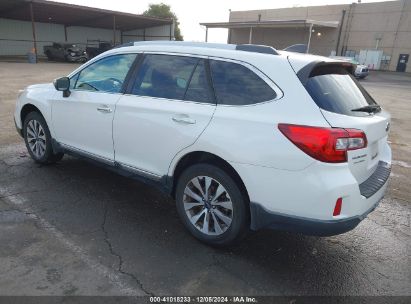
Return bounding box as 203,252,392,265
114,41,279,55
118,41,236,50
236,44,279,55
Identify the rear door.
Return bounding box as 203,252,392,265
113,53,216,178
303,65,391,184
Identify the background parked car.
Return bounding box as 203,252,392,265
43,43,87,63
354,65,369,79
86,40,113,59
330,56,369,79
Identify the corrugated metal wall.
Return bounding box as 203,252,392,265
0,18,173,56
123,24,174,42
66,26,121,46
0,18,64,56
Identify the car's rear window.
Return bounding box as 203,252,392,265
305,67,378,117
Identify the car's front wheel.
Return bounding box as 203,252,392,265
23,111,64,164
175,164,248,246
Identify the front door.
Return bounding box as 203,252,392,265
52,53,137,162
113,54,216,177
396,54,409,72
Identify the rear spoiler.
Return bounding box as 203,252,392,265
297,61,356,85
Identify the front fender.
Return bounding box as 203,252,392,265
16,83,57,137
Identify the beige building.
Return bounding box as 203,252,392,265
201,0,411,72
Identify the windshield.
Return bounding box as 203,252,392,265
305,68,378,117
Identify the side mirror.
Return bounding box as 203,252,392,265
54,77,71,97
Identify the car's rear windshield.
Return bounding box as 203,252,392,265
304,66,378,117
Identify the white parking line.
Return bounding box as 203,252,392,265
0,186,146,297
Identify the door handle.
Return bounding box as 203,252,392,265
97,106,112,113
172,114,196,124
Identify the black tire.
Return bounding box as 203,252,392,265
23,111,64,164
175,163,248,246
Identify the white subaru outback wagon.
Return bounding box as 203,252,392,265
14,42,391,246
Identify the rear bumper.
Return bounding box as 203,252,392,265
359,161,391,198
250,196,382,236
249,161,391,236
231,152,391,236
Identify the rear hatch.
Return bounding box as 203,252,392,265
296,61,391,184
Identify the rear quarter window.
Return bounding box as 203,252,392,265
304,67,378,117
209,60,276,106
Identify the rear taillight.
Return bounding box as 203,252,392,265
278,124,367,163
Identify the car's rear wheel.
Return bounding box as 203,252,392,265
175,164,248,246
23,111,64,164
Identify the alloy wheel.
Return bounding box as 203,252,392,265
183,176,233,236
26,119,46,159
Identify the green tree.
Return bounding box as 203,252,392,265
143,3,183,41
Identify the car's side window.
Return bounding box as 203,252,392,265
184,60,214,103
209,60,276,105
75,54,137,93
131,54,200,100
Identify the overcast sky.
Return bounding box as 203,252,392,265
57,0,388,43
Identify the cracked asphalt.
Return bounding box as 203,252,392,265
0,62,410,297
